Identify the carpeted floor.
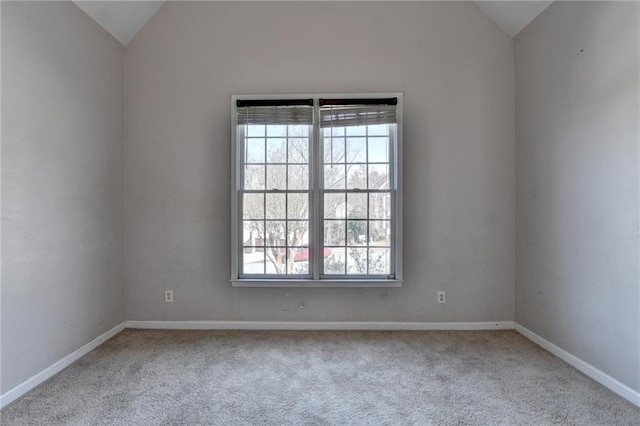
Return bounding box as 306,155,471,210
2,329,639,425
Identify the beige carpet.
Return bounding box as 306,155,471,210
2,329,638,425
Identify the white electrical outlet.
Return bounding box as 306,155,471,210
437,291,446,304
165,290,174,303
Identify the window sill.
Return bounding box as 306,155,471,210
230,279,404,288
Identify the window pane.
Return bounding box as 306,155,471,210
346,125,366,136
324,137,345,164
368,164,389,189
265,193,286,219
290,244,309,261
266,138,286,163
265,221,286,245
243,193,264,219
288,247,309,274
286,220,308,247
347,247,368,274
324,247,346,274
368,124,388,136
369,193,390,219
288,165,309,190
266,165,286,189
347,220,366,244
288,138,309,164
323,127,344,137
368,247,391,274
287,193,308,219
347,193,367,219
244,165,265,190
324,193,345,219
324,220,345,246
247,125,265,137
346,164,367,189
289,125,309,137
263,246,286,274
266,125,287,137
324,165,346,189
243,221,262,245
369,220,390,244
368,137,388,163
243,248,265,275
346,137,366,163
246,139,265,163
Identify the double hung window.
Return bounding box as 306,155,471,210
231,94,402,287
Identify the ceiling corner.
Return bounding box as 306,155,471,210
73,1,165,46
474,1,553,37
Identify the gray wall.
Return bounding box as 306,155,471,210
1,2,124,393
124,2,515,322
515,2,640,392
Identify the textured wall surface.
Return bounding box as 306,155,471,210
515,1,640,391
1,1,124,393
124,2,515,323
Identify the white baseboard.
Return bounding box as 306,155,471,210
0,322,126,409
125,320,515,331
514,323,640,408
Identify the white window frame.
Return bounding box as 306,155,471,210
231,93,403,287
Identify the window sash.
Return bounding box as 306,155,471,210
320,188,395,278
318,120,397,278
238,116,313,278
239,188,312,279
232,94,402,284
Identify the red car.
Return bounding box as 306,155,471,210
294,245,332,262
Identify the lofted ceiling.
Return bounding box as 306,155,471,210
73,1,553,46
474,1,552,36
74,1,164,45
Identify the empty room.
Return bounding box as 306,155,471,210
1,0,639,424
